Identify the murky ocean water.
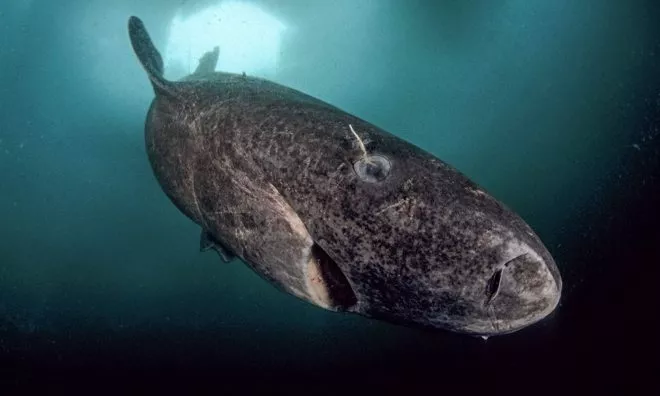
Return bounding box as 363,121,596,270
1,0,658,393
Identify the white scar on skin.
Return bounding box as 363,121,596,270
375,198,409,215
481,230,505,249
469,187,489,197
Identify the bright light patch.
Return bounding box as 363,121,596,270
163,2,286,80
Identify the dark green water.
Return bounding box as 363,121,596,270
1,0,658,393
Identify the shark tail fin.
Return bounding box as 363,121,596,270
128,16,176,97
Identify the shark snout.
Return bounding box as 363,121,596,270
480,247,561,334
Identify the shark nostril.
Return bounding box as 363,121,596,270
483,253,529,306
484,268,503,306
504,253,528,268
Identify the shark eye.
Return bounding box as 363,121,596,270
485,268,503,305
353,155,391,183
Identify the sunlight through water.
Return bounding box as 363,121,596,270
163,1,286,80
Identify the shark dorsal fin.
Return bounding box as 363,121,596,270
194,46,220,76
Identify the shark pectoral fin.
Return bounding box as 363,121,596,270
193,46,220,75
200,230,235,263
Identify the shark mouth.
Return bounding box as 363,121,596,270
304,244,358,311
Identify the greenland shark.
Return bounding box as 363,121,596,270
128,16,561,336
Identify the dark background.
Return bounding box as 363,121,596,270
1,0,658,393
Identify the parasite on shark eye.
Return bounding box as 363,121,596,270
353,155,391,183
347,124,391,183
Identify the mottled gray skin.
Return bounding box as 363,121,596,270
129,17,561,336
